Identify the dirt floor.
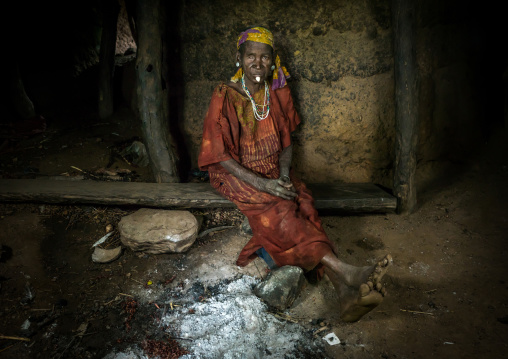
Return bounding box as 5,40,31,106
1,104,508,359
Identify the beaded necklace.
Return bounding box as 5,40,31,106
241,74,270,121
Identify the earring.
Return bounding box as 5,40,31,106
271,65,275,70
236,62,240,67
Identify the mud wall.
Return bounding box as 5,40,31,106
176,0,501,187
13,0,504,187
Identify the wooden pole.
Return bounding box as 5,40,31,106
98,0,120,119
503,65,508,130
9,63,36,120
392,0,419,214
124,0,138,45
8,4,36,121
135,0,179,183
160,1,181,175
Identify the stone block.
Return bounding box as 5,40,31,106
253,266,306,311
119,208,199,254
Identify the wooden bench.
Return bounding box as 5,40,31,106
0,179,397,213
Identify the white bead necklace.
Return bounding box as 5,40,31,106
241,74,270,121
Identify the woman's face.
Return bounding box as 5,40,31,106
237,41,273,85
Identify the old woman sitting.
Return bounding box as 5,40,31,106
198,26,392,322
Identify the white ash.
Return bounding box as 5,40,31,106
103,348,148,359
161,275,326,359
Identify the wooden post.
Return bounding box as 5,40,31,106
504,65,508,130
135,0,179,183
98,0,120,119
9,63,36,120
392,0,419,214
124,0,137,45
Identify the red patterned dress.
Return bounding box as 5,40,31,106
198,83,334,278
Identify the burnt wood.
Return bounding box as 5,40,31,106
0,180,396,213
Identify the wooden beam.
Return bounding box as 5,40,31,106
309,183,396,213
0,180,396,213
392,0,419,214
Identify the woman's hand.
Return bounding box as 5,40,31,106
220,159,297,200
261,178,297,200
279,175,295,192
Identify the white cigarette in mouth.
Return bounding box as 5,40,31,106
255,76,261,82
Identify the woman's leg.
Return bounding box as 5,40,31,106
321,251,392,322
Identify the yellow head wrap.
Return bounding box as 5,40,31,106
231,26,290,89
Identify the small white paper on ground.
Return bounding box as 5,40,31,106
92,232,112,248
323,332,341,345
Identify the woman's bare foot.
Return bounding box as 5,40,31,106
368,254,392,287
338,282,384,322
322,253,393,287
322,254,393,322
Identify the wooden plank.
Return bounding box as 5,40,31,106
0,179,397,213
309,183,397,213
0,180,230,208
